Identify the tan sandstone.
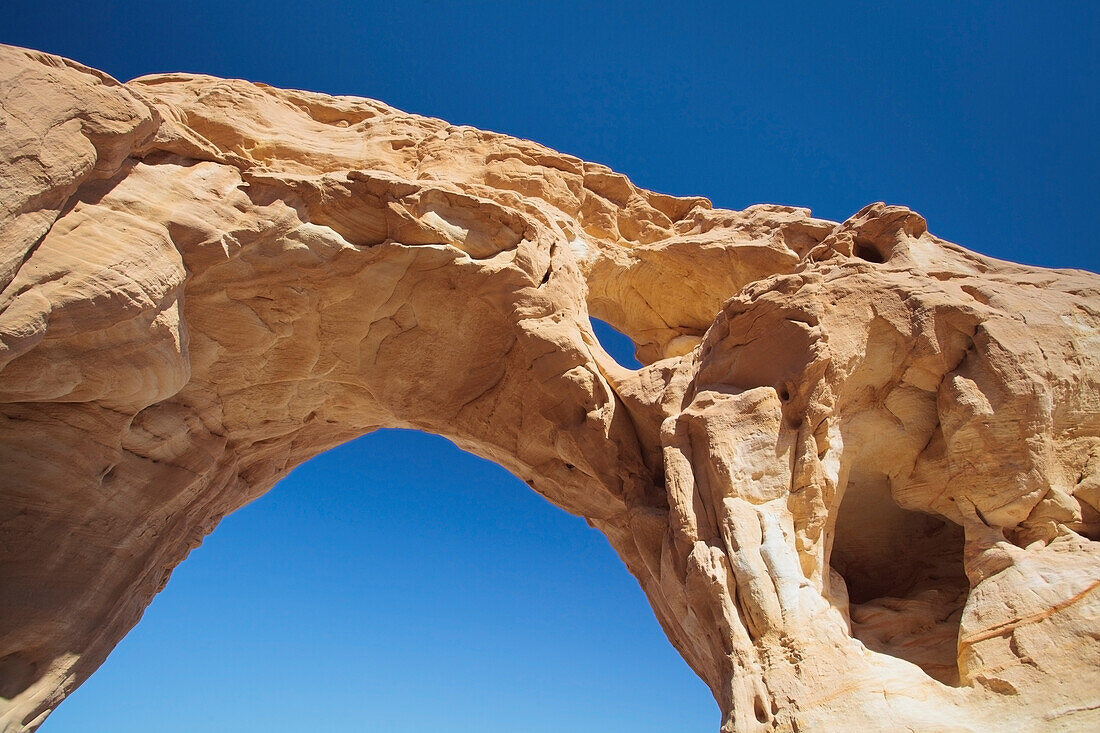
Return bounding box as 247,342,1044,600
0,45,1098,731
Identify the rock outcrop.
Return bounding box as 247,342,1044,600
1,45,1098,731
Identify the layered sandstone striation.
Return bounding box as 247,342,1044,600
1,45,1099,731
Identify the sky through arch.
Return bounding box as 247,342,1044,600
41,428,713,732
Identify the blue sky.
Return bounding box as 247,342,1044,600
5,2,1098,731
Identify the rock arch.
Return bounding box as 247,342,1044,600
1,45,1099,731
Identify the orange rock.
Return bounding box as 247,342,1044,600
1,44,1098,732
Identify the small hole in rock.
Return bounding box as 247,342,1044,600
753,694,769,723
853,239,886,263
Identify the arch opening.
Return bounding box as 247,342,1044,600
38,429,715,732
589,317,643,369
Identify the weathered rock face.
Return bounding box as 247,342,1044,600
1,44,1098,731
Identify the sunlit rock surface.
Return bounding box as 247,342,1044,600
1,44,1098,732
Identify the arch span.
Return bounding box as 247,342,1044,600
2,46,1100,732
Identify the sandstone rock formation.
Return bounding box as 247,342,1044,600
1,44,1099,732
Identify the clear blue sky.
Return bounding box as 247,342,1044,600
5,2,1098,731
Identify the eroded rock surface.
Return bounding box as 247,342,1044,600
1,45,1098,731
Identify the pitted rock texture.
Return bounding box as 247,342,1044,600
1,45,1099,732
